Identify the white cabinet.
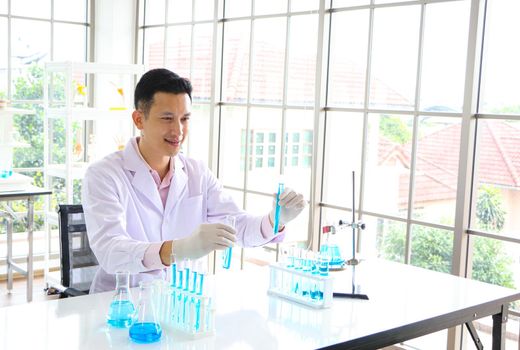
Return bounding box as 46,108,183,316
43,61,144,223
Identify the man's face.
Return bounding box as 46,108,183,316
133,92,191,158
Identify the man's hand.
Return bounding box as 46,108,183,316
269,187,306,228
167,223,237,262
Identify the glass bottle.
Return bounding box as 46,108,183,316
129,280,162,344
106,271,135,328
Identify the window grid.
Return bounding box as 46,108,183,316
139,3,520,345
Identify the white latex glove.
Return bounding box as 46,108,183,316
269,187,306,227
172,223,236,260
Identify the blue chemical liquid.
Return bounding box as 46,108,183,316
129,322,162,344
106,300,135,328
320,244,345,267
0,170,13,179
222,247,232,269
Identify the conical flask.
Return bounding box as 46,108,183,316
106,271,135,328
129,280,162,344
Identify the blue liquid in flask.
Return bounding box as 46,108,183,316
129,322,162,344
107,300,135,328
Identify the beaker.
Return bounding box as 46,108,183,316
129,280,162,344
221,215,236,269
106,271,135,328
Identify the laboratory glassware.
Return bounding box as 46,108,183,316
106,271,135,328
273,181,285,235
129,280,162,344
222,215,236,269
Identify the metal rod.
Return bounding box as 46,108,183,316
352,171,356,261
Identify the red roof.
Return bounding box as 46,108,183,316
380,120,520,205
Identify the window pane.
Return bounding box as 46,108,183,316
364,113,413,218
54,0,88,22
220,106,247,188
11,0,50,19
332,0,369,7
291,0,318,12
184,104,209,163
471,119,520,236
166,25,191,78
412,116,461,226
222,21,250,102
11,19,50,99
287,15,317,107
247,108,281,193
168,0,192,23
411,225,453,273
479,0,520,114
254,0,287,16
322,112,363,207
364,214,406,262
222,20,250,103
328,10,369,108
420,1,469,113
370,6,420,110
144,0,166,25
53,23,88,62
191,24,213,101
143,27,165,69
0,18,6,96
251,18,286,105
285,109,313,198
11,104,42,168
0,0,6,14
11,18,50,68
225,0,251,18
194,0,214,21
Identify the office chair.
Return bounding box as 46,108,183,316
57,204,98,297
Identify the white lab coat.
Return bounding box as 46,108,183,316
82,138,277,293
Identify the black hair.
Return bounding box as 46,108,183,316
134,68,193,116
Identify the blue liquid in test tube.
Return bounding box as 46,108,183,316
222,216,236,269
273,182,285,235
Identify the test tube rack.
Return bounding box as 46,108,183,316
153,279,215,338
267,262,334,309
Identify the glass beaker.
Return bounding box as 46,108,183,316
106,271,135,328
221,215,236,269
129,280,162,344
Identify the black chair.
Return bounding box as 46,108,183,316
57,204,98,297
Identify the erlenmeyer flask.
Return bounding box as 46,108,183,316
106,271,135,328
129,280,162,344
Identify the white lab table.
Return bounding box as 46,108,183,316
0,259,519,349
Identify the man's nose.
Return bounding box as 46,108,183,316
170,120,183,137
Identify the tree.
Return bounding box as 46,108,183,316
379,220,515,288
476,185,505,232
379,115,412,145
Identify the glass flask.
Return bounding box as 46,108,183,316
106,271,135,328
129,280,162,344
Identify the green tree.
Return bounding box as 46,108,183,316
379,115,412,145
379,221,514,288
476,185,505,232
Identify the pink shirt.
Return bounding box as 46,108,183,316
132,138,283,270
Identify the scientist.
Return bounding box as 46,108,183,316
82,68,306,293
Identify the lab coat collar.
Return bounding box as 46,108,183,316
122,138,186,214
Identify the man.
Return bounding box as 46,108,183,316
82,68,306,293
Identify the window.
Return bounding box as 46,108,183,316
140,1,520,347
0,0,90,268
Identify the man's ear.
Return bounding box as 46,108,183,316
132,110,144,130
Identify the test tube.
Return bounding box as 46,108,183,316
222,215,236,269
273,182,285,235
